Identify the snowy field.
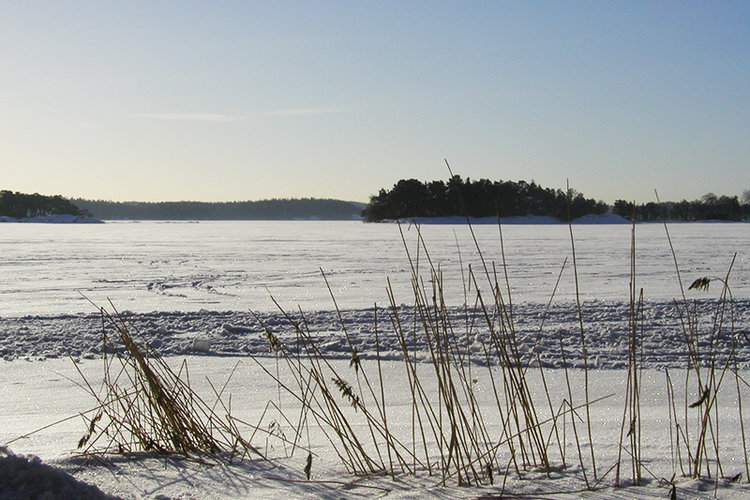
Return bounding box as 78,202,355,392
1,220,749,498
3,356,750,499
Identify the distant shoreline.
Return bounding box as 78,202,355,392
71,197,365,221
384,214,627,225
383,214,747,225
2,213,745,224
0,214,103,223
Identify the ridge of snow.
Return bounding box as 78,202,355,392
2,300,747,370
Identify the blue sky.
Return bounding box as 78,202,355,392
2,1,748,203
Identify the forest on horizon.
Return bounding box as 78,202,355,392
362,176,750,222
2,182,749,222
71,198,365,220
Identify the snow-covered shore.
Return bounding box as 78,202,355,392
389,213,748,224
386,213,631,224
0,214,103,223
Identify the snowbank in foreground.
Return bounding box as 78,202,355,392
390,213,631,224
0,214,103,223
0,448,117,499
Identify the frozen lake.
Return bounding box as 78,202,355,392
1,220,748,317
3,221,750,499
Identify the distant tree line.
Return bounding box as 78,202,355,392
0,190,88,218
5,187,749,222
613,192,750,221
362,176,609,222
71,198,364,220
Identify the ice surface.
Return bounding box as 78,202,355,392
1,220,747,368
1,220,749,498
1,220,747,317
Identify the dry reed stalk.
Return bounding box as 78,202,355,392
477,322,522,477
556,328,590,488
76,302,261,464
244,399,311,457
319,270,387,466
445,162,554,476
415,276,482,482
665,369,687,476
457,225,550,473
411,217,554,482
385,281,435,474
252,299,419,476
353,228,478,483
373,305,398,478
248,351,367,474
616,214,643,486
531,259,569,467
565,180,597,481
395,224,431,474
734,355,750,482
241,180,711,492
656,192,747,481
436,393,615,486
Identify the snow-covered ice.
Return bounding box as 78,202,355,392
1,220,749,498
1,220,748,316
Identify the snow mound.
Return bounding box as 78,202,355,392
0,448,119,500
572,213,631,224
0,214,103,223
498,215,560,224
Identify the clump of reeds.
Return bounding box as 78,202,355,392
662,265,743,480
656,190,747,482
616,208,643,486
243,183,748,494
390,219,556,485
250,295,404,477
74,301,262,464
246,212,608,489
240,170,624,491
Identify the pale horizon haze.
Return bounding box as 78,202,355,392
1,1,748,204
